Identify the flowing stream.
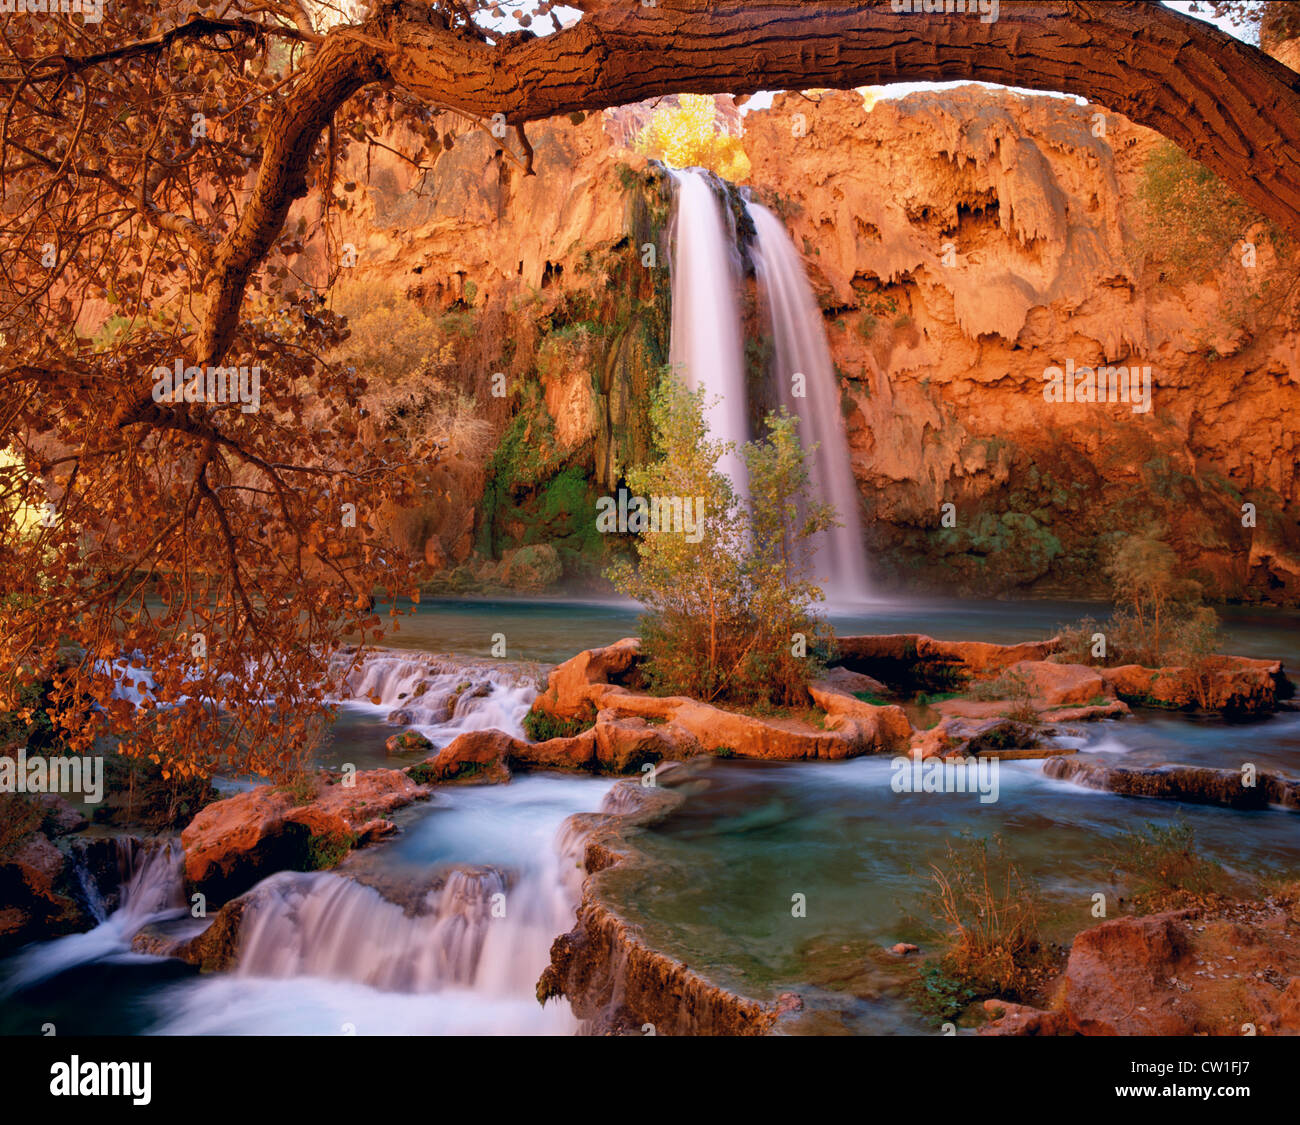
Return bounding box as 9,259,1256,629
149,774,612,1036
0,654,612,1036
1,599,1297,1034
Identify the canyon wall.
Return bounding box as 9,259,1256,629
315,85,1300,603
305,109,670,589
745,87,1300,601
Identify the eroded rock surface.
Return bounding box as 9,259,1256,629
538,776,782,1035
1042,756,1300,811
180,769,429,903
984,905,1300,1035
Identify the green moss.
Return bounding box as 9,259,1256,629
523,703,596,742
916,961,980,1023
305,829,356,871
475,160,676,576
406,762,439,785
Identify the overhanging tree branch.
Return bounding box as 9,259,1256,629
189,0,1299,367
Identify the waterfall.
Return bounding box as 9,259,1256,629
229,865,569,998
145,774,614,1035
0,839,185,995
666,168,872,600
668,168,751,493
748,203,872,601
330,651,537,743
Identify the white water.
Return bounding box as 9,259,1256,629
5,640,610,1036
749,203,872,602
668,168,751,493
0,840,185,995
332,651,536,744
149,774,614,1035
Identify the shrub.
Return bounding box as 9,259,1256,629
523,702,597,742
95,752,221,830
1106,535,1203,659
1054,534,1222,671
1105,816,1228,911
925,835,1045,1000
1139,140,1260,279
1051,616,1110,665
278,772,318,807
967,668,1038,722
607,377,835,707
330,279,492,458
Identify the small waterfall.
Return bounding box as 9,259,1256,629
114,839,187,927
668,168,751,492
749,202,872,602
1,839,185,995
229,867,552,994
148,782,608,1035
331,652,537,742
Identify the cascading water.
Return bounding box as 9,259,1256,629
668,168,751,492
331,652,536,743
667,168,871,599
226,865,563,997
146,774,614,1035
1,640,612,1035
748,203,872,601
0,839,185,996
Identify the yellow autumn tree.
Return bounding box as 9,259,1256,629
0,448,41,539
634,94,751,182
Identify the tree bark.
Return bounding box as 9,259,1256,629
198,0,1300,365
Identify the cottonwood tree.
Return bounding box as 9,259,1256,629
2,0,1298,777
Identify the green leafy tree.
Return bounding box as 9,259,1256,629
608,375,833,706
1105,534,1208,663
1139,140,1265,278
740,409,838,703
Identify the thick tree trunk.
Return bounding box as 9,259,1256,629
198,0,1300,365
